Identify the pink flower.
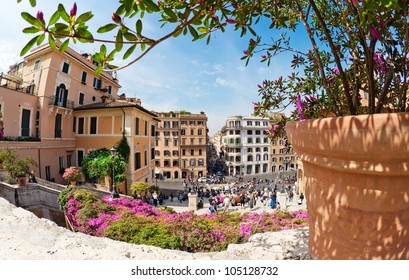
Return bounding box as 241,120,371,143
296,94,306,120
227,18,237,24
70,2,77,18
36,10,44,22
370,27,381,40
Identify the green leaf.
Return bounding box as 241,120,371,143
36,33,45,45
59,39,70,53
20,35,39,56
49,10,61,26
144,0,160,12
21,12,37,25
76,11,94,25
123,44,136,60
107,50,117,61
115,29,123,52
48,34,56,50
123,32,137,41
136,19,142,35
29,0,36,7
188,25,198,39
22,26,40,34
77,29,94,43
97,23,118,33
58,4,70,22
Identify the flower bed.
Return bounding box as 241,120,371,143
61,188,308,253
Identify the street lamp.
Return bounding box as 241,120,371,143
110,146,119,198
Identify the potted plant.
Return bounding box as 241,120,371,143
62,166,83,186
3,150,37,186
20,1,409,259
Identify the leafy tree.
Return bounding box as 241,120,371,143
81,148,126,184
130,181,151,196
19,0,409,135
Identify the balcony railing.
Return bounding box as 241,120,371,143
49,96,74,110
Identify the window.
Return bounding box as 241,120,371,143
135,152,141,170
107,85,112,94
77,150,84,167
181,121,187,126
78,117,84,134
164,121,170,128
181,129,186,135
151,125,155,137
59,157,64,171
67,155,72,167
164,150,171,156
79,92,85,105
256,138,261,143
190,149,194,156
144,151,147,166
21,109,30,137
73,117,76,132
151,148,155,160
198,128,203,135
55,113,62,138
190,129,194,135
182,149,186,156
247,121,253,126
93,77,101,89
173,139,178,146
248,138,253,144
255,121,261,126
144,121,148,136
45,166,51,181
189,121,195,125
172,121,179,128
34,60,40,71
173,150,179,156
172,131,178,137
247,130,253,135
165,139,169,146
198,121,204,125
198,159,204,166
199,149,202,156
135,117,139,135
62,62,70,74
255,130,261,135
90,117,97,134
81,71,87,84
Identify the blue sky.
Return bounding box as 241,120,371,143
0,1,299,135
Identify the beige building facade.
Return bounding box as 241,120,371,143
0,43,158,194
154,112,208,180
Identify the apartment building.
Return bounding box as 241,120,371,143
0,43,158,193
267,114,296,173
221,115,271,176
154,111,208,180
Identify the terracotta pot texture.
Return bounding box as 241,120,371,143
286,112,409,260
17,176,27,187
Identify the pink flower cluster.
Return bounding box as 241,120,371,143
64,191,308,253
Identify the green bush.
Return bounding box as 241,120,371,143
104,215,180,250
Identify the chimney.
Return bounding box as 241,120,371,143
136,98,141,106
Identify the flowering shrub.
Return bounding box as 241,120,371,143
61,188,308,253
62,166,83,182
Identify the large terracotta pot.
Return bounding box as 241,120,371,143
286,112,409,259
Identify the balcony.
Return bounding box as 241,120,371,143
48,96,74,116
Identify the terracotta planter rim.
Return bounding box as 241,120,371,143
286,112,409,175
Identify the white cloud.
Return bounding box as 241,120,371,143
215,77,229,87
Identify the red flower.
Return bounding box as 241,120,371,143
70,2,77,18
